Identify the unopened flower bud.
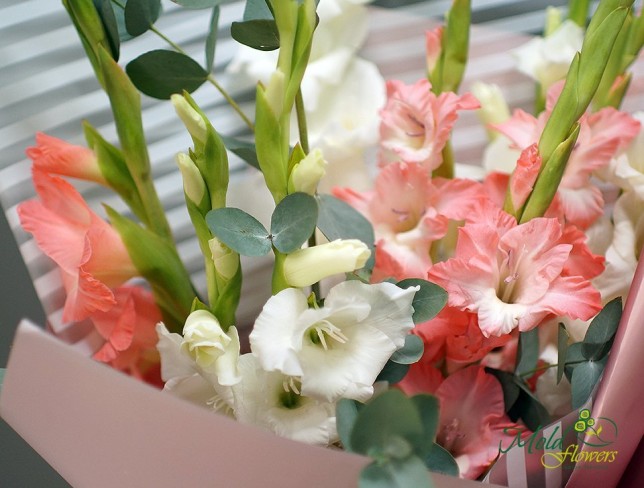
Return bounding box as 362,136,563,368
208,237,239,280
181,309,240,386
470,82,510,139
172,94,207,144
176,152,206,206
283,239,371,287
288,149,327,194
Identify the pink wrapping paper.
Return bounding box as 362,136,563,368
0,320,502,488
566,247,644,487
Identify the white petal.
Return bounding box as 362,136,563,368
155,323,195,381
249,288,308,376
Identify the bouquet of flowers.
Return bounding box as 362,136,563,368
3,0,644,486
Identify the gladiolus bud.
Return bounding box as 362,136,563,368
283,239,371,287
288,149,327,195
470,82,511,140
172,94,207,145
176,152,206,206
208,237,239,280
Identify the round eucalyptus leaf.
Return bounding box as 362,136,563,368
94,0,120,59
172,0,223,9
360,456,432,488
390,334,424,365
571,357,608,409
425,443,459,477
231,19,280,51
206,208,271,257
124,0,161,36
582,296,622,360
126,50,208,99
397,279,447,324
270,192,318,253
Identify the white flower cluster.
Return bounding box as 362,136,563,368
157,280,417,445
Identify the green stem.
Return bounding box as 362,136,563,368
519,359,588,378
433,140,455,178
295,89,309,154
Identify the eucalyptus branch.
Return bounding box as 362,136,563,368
110,0,254,132
518,359,587,378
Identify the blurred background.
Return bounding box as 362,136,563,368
0,0,569,485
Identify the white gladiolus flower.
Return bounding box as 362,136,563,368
218,354,337,446
181,310,241,386
593,191,644,303
249,280,418,403
513,20,583,92
470,82,511,139
600,112,644,198
156,323,220,409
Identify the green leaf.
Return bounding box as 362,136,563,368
231,19,280,51
411,395,439,453
510,380,551,431
351,390,423,457
376,360,410,384
205,5,220,72
0,368,6,392
360,456,432,488
571,357,608,409
565,342,585,382
557,323,569,384
206,208,271,256
270,192,318,253
485,368,521,412
317,193,375,250
390,334,424,365
112,1,134,42
220,135,260,170
126,50,208,99
582,296,622,360
94,0,120,60
172,0,222,9
424,443,459,477
396,279,447,324
243,0,273,20
515,328,539,376
105,207,194,331
124,0,161,36
336,398,362,452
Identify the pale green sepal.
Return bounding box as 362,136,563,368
520,123,581,223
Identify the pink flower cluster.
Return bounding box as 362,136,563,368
333,75,623,478
18,134,162,384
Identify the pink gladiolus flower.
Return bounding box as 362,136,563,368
428,203,602,337
334,162,486,280
26,132,107,184
492,99,640,228
414,306,512,368
92,285,163,386
18,169,137,322
509,143,541,211
400,365,521,479
379,79,479,171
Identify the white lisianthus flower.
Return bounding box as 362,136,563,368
282,239,370,287
249,281,418,403
181,310,241,386
513,20,583,92
217,354,337,446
